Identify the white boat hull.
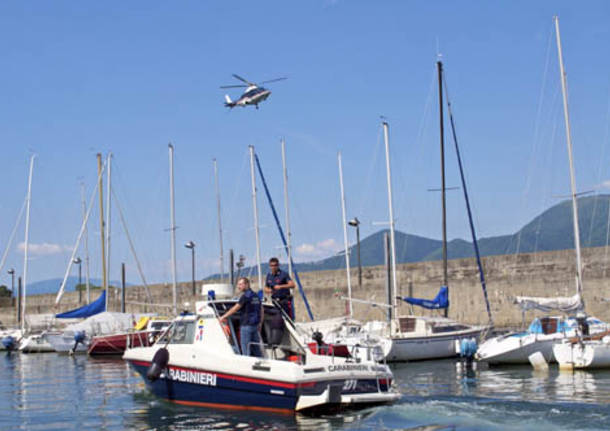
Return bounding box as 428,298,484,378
553,336,610,369
19,333,56,353
384,328,485,362
476,333,559,364
46,333,89,354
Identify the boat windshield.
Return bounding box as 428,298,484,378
157,320,196,345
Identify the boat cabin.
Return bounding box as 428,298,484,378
395,316,471,336
156,300,310,363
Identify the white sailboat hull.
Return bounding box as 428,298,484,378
553,336,610,369
19,333,56,353
385,327,485,362
476,333,559,364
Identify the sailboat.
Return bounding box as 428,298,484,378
0,155,35,351
476,17,608,365
360,110,487,362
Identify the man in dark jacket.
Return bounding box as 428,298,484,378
264,257,295,319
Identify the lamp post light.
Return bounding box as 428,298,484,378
348,217,362,290
7,268,15,296
185,241,196,296
73,257,82,303
236,254,246,283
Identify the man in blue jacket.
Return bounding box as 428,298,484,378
264,257,295,320
219,277,263,357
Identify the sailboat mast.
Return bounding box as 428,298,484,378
213,158,225,280
281,139,293,278
383,121,398,311
338,152,353,317
168,144,178,315
97,154,107,298
438,60,449,318
21,155,35,332
105,153,112,311
554,16,584,299
249,146,263,291
80,182,91,304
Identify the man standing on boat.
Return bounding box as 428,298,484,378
264,257,295,320
219,277,263,357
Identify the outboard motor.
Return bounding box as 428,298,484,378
147,347,169,382
2,336,16,351
459,338,478,367
70,330,87,354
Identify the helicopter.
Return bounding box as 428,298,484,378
220,74,287,109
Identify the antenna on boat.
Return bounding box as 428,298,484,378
106,152,112,312
213,158,225,281
249,145,263,292
97,153,108,303
168,144,178,315
437,60,449,318
382,121,398,315
554,16,584,303
281,139,293,279
337,151,353,317
80,181,91,304
22,154,35,333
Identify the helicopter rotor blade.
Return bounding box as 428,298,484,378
259,77,288,85
232,74,254,85
220,84,248,89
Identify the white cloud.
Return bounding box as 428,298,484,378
17,242,71,256
295,238,341,260
598,180,610,189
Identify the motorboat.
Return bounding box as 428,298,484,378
553,330,610,370
124,299,400,413
88,316,171,356
476,316,607,364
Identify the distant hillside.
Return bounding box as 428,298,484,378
24,277,127,296
215,194,610,277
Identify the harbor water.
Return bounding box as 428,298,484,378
0,353,609,430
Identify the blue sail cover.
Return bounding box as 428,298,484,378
55,290,106,318
401,286,449,310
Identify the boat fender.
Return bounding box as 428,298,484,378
147,347,169,382
2,336,16,351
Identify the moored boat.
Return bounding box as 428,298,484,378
124,300,400,413
476,316,607,364
88,317,170,356
553,331,610,370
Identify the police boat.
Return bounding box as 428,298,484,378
123,299,400,414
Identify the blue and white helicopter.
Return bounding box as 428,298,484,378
221,74,286,109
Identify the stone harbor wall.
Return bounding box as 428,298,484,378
2,246,610,329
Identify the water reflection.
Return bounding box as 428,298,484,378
1,354,610,430
390,359,610,404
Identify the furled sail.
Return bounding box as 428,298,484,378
399,286,449,310
513,293,583,313
55,290,106,318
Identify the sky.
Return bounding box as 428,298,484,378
1,1,610,290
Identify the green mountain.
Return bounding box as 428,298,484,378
209,195,610,277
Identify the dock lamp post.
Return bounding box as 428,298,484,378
73,257,82,303
7,268,15,296
348,217,362,290
185,241,196,296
